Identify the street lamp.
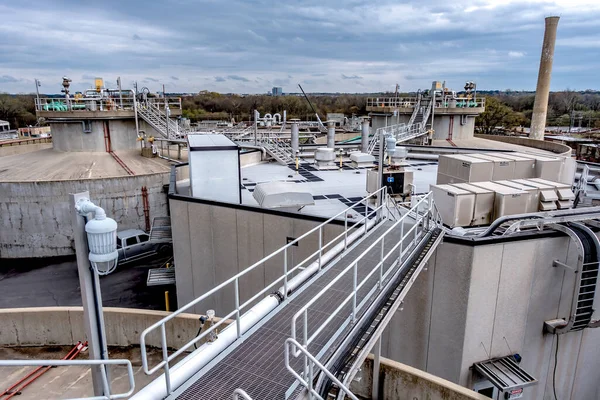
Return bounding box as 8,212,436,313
76,199,119,275
71,192,118,396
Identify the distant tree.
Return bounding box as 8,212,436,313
475,97,526,134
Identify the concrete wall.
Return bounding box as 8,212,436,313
432,115,477,141
351,355,489,400
51,119,139,152
0,307,227,350
170,197,344,315
381,236,600,400
0,142,52,156
0,173,168,258
475,134,572,156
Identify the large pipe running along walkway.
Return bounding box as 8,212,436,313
171,214,438,399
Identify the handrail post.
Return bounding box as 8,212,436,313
235,278,241,338
318,226,323,270
399,220,404,259
379,238,384,288
352,262,358,323
284,248,288,300
161,324,172,395
344,213,348,250
364,199,368,235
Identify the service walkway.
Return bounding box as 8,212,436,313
172,215,439,399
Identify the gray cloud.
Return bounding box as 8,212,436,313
227,75,250,82
0,1,599,93
0,75,20,83
341,74,363,80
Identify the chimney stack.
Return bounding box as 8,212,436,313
529,16,560,140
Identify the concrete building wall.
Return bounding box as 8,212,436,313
0,173,168,258
381,236,600,400
432,115,477,141
170,198,345,315
51,119,139,152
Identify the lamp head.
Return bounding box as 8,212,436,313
85,211,118,275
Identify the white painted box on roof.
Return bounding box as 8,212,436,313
430,184,476,228
495,180,540,213
437,154,493,183
451,183,495,226
471,181,530,219
468,154,515,181
485,153,536,179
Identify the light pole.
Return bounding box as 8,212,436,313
70,192,119,397
34,79,41,110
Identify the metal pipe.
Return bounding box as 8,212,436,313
291,121,299,155
238,144,267,158
327,121,335,149
530,16,560,140
361,118,370,153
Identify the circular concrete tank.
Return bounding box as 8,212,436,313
0,141,184,259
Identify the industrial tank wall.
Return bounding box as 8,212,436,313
169,198,345,314
381,236,600,400
0,173,168,258
51,119,140,152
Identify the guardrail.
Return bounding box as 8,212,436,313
285,338,359,400
0,359,135,400
367,97,485,109
139,187,390,396
0,136,52,147
289,194,437,357
35,97,182,112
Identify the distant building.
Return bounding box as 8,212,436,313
271,86,283,96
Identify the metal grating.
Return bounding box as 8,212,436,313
473,356,537,392
176,221,410,400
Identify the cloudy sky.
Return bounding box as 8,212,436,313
0,0,599,94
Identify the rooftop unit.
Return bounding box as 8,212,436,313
252,182,314,211
188,134,241,204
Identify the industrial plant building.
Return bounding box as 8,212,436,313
0,15,598,400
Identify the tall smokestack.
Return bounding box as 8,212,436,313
530,16,560,140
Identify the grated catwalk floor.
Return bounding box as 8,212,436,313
175,219,421,400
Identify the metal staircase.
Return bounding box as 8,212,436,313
367,100,433,157
261,137,296,165
137,103,181,139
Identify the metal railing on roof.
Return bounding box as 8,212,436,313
287,194,441,399
139,187,390,396
366,97,485,109
0,359,135,400
35,97,182,113
290,194,436,354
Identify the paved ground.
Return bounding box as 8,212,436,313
0,255,175,310
0,346,180,399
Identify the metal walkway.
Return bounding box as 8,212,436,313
136,192,443,400
177,222,401,399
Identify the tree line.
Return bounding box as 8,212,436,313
3,90,600,134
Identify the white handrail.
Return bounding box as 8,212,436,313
138,187,389,395
290,194,435,353
232,389,253,399
285,338,359,400
0,359,135,400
